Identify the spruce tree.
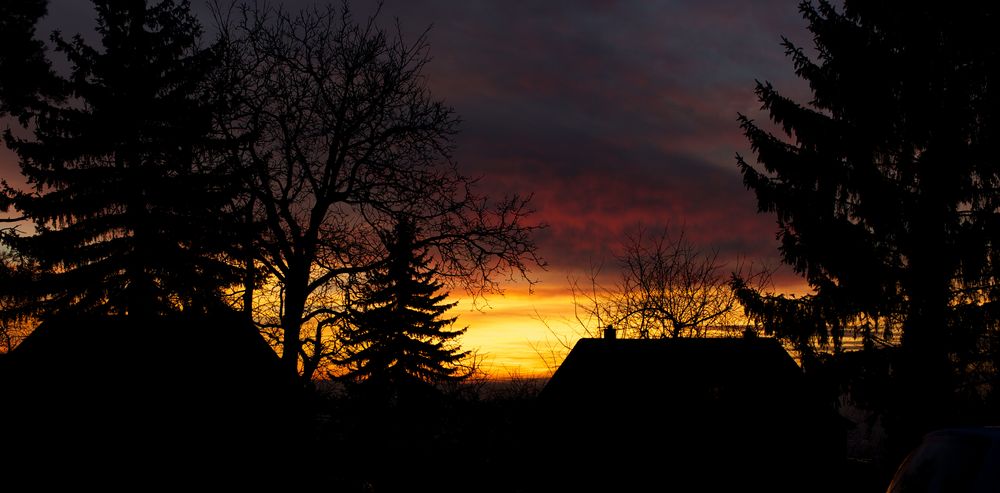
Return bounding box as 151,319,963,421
0,0,243,320
344,219,469,399
0,0,58,119
736,1,1000,451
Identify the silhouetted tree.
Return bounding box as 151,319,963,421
342,218,469,402
736,0,1000,450
0,0,58,120
731,276,899,367
214,2,543,382
0,0,244,320
571,224,769,339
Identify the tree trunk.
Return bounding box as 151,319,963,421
893,192,956,461
280,307,303,381
242,256,254,319
301,324,324,382
241,199,256,319
281,259,309,382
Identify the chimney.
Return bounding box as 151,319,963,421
603,325,617,340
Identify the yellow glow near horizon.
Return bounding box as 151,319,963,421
454,281,581,379
453,272,814,379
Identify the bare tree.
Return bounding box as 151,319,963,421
213,2,543,382
571,225,770,339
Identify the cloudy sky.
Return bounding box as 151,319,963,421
375,1,814,270
13,0,819,375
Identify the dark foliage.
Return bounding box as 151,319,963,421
0,0,59,120
736,0,1000,455
342,219,469,403
0,0,244,320
307,379,541,493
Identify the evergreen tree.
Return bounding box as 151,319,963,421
736,1,1000,450
0,0,58,119
344,219,469,399
0,0,243,320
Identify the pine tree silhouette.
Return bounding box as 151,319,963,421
1,0,243,320
344,218,469,403
736,0,1000,457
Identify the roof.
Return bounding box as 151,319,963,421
0,312,298,466
539,336,804,415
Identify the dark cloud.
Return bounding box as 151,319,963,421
16,0,816,293
368,0,814,291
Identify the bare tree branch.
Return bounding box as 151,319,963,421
570,224,772,339
213,1,544,382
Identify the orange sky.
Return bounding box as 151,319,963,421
453,269,812,379
454,275,581,379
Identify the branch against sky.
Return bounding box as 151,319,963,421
213,0,544,381
570,223,771,339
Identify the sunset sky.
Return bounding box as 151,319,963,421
6,0,818,377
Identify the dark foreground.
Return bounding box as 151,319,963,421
0,317,893,491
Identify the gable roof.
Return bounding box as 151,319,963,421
539,336,806,416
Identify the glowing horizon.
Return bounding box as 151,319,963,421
454,269,813,379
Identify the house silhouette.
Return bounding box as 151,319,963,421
529,333,844,492
0,312,302,480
